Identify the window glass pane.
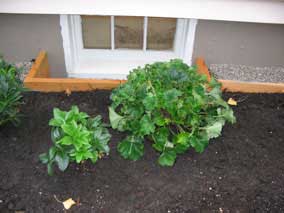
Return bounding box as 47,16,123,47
81,15,111,49
115,16,144,49
147,17,176,50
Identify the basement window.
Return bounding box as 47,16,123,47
60,15,197,79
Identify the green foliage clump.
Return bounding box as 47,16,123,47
109,59,236,166
40,106,111,175
0,57,25,126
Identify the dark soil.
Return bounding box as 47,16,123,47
0,91,284,213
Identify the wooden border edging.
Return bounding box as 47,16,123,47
24,51,284,93
195,57,284,93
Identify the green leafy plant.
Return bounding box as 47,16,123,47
39,106,111,175
0,57,25,126
109,59,236,166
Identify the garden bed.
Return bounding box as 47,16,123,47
0,91,284,212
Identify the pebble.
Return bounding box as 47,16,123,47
14,61,33,82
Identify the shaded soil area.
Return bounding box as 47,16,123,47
0,91,284,213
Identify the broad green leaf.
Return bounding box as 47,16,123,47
153,127,169,141
77,111,89,120
93,128,111,153
127,105,144,118
175,132,190,145
90,152,98,164
192,85,205,105
58,136,73,146
117,136,144,161
61,121,77,136
142,93,157,111
139,114,155,136
75,152,83,163
93,128,103,140
55,152,69,171
53,108,66,122
89,115,102,128
82,151,94,160
152,127,170,151
163,88,183,103
218,108,236,124
39,153,49,164
174,143,190,154
205,120,224,139
208,87,222,99
168,68,188,83
70,105,79,114
189,135,208,153
108,107,126,131
51,127,64,143
49,118,64,127
153,112,167,126
48,147,57,160
158,150,177,166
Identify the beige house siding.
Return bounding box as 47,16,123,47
193,19,284,67
0,14,283,77
0,14,66,77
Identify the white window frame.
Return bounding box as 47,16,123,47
60,15,197,79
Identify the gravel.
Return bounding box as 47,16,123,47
209,64,284,83
14,61,33,82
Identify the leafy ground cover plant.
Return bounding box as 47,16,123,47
109,59,236,166
0,56,25,126
40,106,111,175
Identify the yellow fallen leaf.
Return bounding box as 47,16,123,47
227,98,237,106
63,198,76,210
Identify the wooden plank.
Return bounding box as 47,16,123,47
196,57,211,82
25,51,49,79
219,79,284,93
24,78,125,92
